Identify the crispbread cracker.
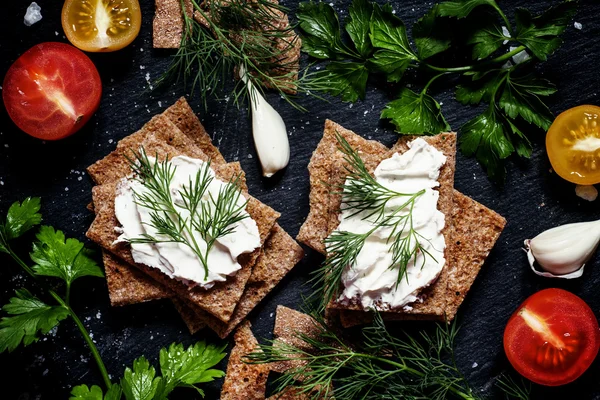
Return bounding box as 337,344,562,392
102,250,171,306
337,190,506,328
171,297,206,334
220,321,269,400
188,224,304,338
86,136,280,322
153,0,192,49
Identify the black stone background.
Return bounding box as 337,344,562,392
1,0,599,399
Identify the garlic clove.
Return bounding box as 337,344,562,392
239,66,290,178
524,219,600,278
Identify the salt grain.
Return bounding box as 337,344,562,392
24,2,42,26
574,22,583,30
472,362,478,368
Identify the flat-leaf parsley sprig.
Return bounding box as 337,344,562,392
0,198,228,398
296,0,576,181
311,133,434,311
127,149,248,280
247,311,531,399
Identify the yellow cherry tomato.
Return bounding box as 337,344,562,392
546,105,600,185
62,0,141,52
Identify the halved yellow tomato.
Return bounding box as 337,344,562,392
61,0,141,52
546,105,600,185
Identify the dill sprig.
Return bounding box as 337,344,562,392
248,312,485,400
310,133,435,311
126,149,248,280
157,0,330,111
496,374,531,400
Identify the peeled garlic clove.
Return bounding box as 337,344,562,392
525,220,600,279
240,66,290,178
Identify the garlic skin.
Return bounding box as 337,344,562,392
525,220,600,279
239,66,290,178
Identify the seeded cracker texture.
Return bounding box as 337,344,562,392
297,120,506,324
220,321,269,400
153,0,192,49
171,297,207,334
86,109,280,323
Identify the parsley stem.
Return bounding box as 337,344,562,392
423,45,527,73
3,248,112,390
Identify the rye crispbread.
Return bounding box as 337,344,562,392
153,0,192,49
188,223,304,339
171,297,207,334
86,124,280,323
220,321,269,400
298,120,505,322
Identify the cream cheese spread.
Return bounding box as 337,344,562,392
114,155,261,289
336,138,447,310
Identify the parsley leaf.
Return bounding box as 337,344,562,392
315,61,369,102
0,198,42,252
369,4,417,81
297,1,354,59
455,71,505,105
437,0,500,18
121,357,161,400
345,0,374,58
381,87,450,134
506,118,533,158
499,73,556,130
70,384,121,400
30,226,104,286
460,105,514,180
413,5,451,60
467,17,509,60
155,342,226,398
0,288,69,352
514,1,577,61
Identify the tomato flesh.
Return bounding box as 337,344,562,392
2,42,102,140
546,105,600,185
62,0,142,52
504,288,599,386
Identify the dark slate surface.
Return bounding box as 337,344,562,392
1,1,599,399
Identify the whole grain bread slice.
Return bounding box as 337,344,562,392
337,190,506,328
187,223,304,338
86,135,279,322
220,321,269,400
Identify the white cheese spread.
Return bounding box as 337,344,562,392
114,155,261,289
337,138,447,310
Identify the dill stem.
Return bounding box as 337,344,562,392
423,45,527,73
3,246,112,389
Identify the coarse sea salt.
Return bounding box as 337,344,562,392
24,2,42,26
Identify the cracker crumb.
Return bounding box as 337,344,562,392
575,185,597,201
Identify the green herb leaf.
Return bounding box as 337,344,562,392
499,73,555,130
382,87,450,134
70,384,104,400
505,118,533,158
0,288,69,352
157,342,226,398
437,0,500,19
315,61,369,102
460,105,514,181
514,1,577,61
455,71,505,105
413,5,451,60
297,1,352,59
370,3,417,60
121,356,161,400
0,198,42,251
467,18,508,60
30,226,104,286
345,0,374,58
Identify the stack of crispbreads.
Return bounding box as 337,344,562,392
297,120,507,327
153,0,302,94
85,97,304,338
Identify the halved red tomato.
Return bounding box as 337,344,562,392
504,288,599,386
2,42,102,140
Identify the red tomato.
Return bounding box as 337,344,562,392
504,288,600,386
2,42,102,140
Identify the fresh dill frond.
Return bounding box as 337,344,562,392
126,149,248,280
310,133,436,310
496,374,531,400
157,0,326,111
247,312,483,400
